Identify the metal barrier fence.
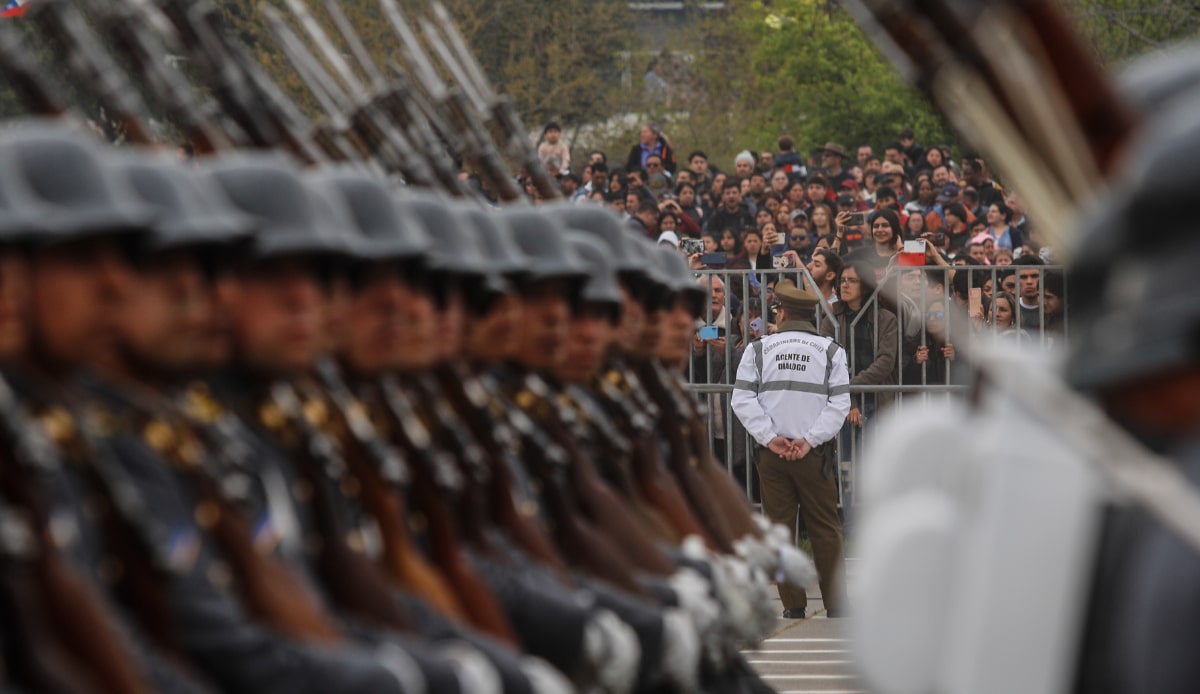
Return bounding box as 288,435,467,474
686,263,1067,515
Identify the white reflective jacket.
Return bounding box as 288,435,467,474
730,325,851,448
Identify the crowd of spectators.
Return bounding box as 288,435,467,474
532,122,1068,490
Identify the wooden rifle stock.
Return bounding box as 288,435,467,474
637,362,736,554
502,381,648,596
256,385,414,633
155,396,345,645
595,369,714,547
0,467,151,694
377,378,518,645
435,367,572,577
304,367,468,623
524,379,677,577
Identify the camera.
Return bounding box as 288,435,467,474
844,211,867,227
680,238,704,256
933,231,946,244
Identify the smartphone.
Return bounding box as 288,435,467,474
845,211,867,227
700,252,727,266
969,287,982,315
933,231,947,244
680,238,704,255
903,239,926,255
698,325,725,340
773,254,793,269
749,317,764,335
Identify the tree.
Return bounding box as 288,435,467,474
674,0,957,169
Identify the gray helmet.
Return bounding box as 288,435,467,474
305,168,431,261
399,192,488,277
543,203,648,278
0,120,154,243
1065,92,1200,391
500,208,587,284
565,231,622,309
202,153,353,259
460,206,527,279
113,152,256,252
655,246,708,316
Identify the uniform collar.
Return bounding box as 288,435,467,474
778,319,818,334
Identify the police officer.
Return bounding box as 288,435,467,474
731,283,851,619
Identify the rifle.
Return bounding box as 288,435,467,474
649,363,764,542
376,376,519,646
377,0,523,201
496,373,649,596
316,0,461,188
255,382,416,633
592,365,715,547
516,375,678,577
425,2,562,201
158,388,346,645
156,0,331,164
277,0,466,194
563,383,680,545
303,362,468,623
85,0,241,154
28,0,159,146
0,495,95,694
434,366,572,578
260,5,399,173
634,361,736,554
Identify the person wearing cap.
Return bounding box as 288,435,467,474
731,283,850,619
816,142,855,192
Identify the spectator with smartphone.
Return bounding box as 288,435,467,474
729,228,773,294
659,196,700,238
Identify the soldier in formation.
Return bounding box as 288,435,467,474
0,118,822,694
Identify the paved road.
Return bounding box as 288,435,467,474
744,584,868,694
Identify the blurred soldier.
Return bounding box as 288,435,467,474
731,283,851,619
1067,85,1200,694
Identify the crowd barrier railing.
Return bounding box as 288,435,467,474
686,263,1067,515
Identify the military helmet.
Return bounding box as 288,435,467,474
0,120,154,242
399,192,488,277
543,203,648,278
1065,91,1200,391
305,167,431,261
460,206,527,279
201,153,353,259
655,246,708,317
113,152,256,252
500,208,587,284
564,231,622,309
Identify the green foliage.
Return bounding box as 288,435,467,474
1064,0,1200,64
680,0,957,167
